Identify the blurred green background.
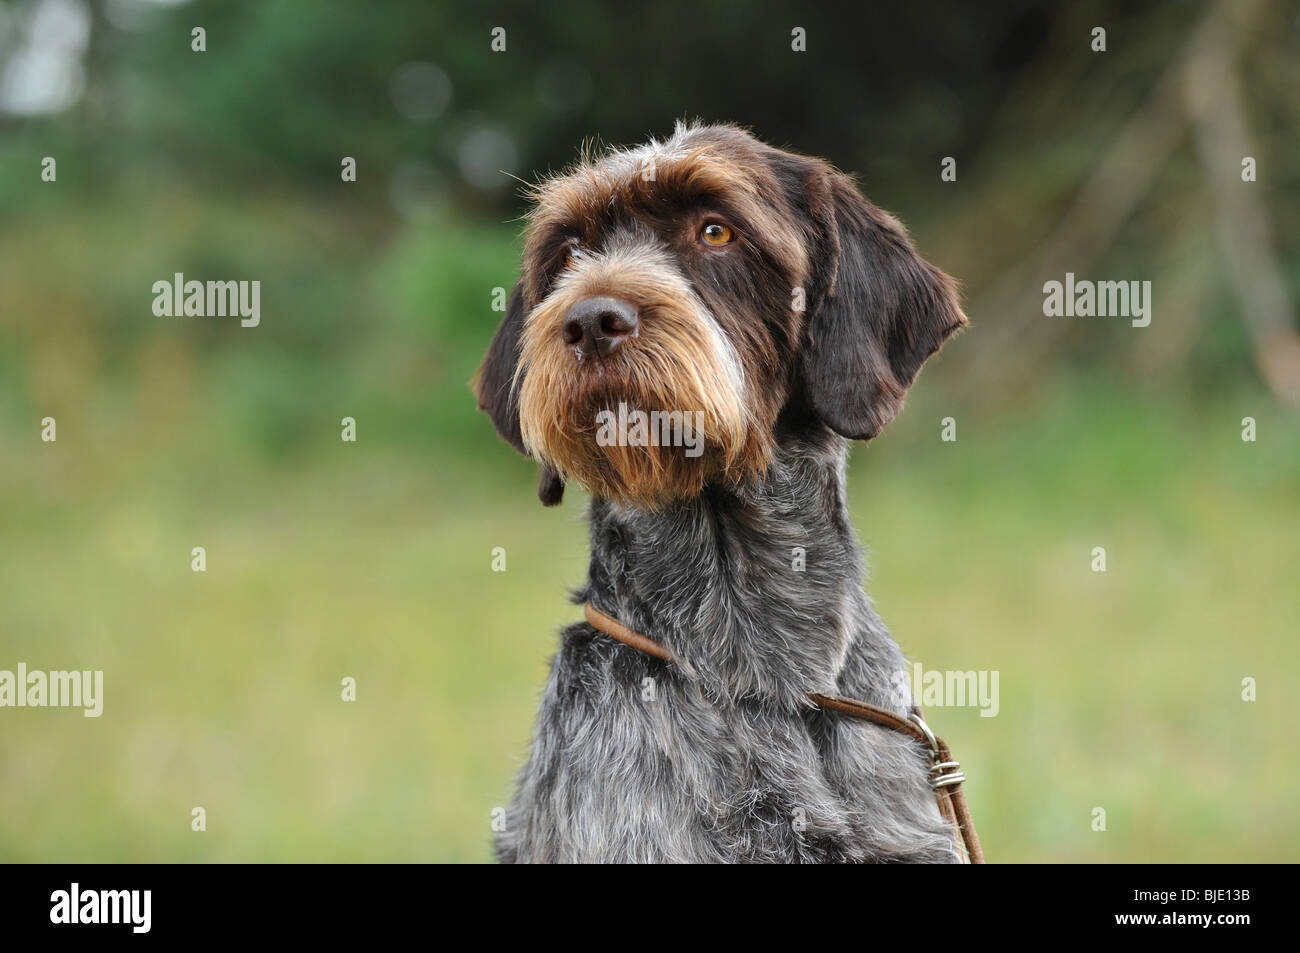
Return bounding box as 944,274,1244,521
0,0,1297,862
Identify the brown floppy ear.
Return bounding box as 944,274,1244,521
473,281,565,505
801,172,967,441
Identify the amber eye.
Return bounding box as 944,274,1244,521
563,239,583,266
700,223,733,246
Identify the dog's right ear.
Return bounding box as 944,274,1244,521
474,281,565,505
474,281,528,455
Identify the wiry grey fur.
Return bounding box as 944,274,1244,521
495,424,960,863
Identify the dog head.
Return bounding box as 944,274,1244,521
475,122,966,508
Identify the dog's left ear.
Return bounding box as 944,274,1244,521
473,280,565,505
800,171,967,441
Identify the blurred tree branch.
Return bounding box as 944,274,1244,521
1185,0,1300,406
961,0,1298,407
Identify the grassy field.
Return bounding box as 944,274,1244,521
1,372,1295,862
0,193,1296,862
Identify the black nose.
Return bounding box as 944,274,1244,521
561,296,639,358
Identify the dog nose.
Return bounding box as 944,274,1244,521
561,296,639,357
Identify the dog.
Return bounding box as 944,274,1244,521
475,122,968,862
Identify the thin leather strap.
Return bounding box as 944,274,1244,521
937,736,985,864
805,691,932,746
585,603,676,663
582,602,985,864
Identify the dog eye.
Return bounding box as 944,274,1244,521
699,223,733,246
563,239,583,266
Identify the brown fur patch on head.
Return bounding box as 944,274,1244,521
522,135,807,306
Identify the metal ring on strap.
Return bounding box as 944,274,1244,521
908,710,940,757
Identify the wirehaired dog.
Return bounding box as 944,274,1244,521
476,122,968,863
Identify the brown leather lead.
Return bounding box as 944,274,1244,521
582,602,986,864
805,691,932,746
585,603,677,664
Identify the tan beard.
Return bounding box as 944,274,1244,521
516,281,771,508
